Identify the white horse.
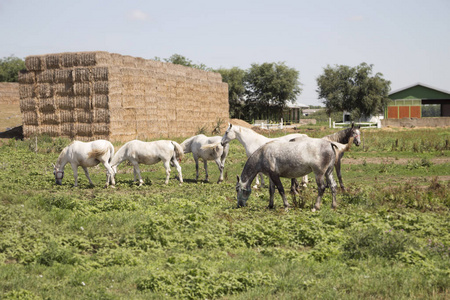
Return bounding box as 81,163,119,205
110,140,184,185
53,140,115,188
220,124,307,187
236,137,352,211
180,134,230,183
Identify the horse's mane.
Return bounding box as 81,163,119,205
180,135,199,153
323,127,351,144
56,143,72,166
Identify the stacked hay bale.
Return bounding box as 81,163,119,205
18,51,229,141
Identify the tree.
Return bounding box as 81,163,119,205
0,55,26,82
216,67,246,119
163,54,209,71
316,63,391,120
245,62,301,120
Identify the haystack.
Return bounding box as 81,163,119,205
19,51,229,141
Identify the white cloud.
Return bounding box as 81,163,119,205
127,10,149,21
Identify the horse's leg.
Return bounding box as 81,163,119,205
312,173,326,212
300,175,308,187
163,160,171,184
336,153,345,191
102,162,115,188
171,157,183,183
71,164,79,187
214,157,223,184
132,162,144,186
270,175,289,209
290,178,299,207
203,159,209,182
194,156,199,182
82,166,94,186
326,171,338,209
268,178,276,209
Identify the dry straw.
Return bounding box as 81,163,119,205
19,51,229,141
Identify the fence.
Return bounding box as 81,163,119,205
332,120,380,129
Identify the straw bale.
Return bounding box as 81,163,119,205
75,96,90,109
18,71,35,84
74,123,93,137
19,98,36,112
54,69,73,83
38,98,56,113
45,54,61,69
93,94,109,109
60,110,75,123
60,123,75,137
23,125,39,137
19,85,34,99
92,123,109,135
77,52,97,67
25,56,43,71
75,109,93,123
73,68,90,82
92,67,109,81
73,83,90,96
61,53,78,68
54,83,74,96
55,97,74,110
93,108,109,123
93,81,109,94
40,111,59,125
36,70,55,83
36,83,53,98
122,56,137,68
22,111,38,125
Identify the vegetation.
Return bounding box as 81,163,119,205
0,127,449,299
0,55,26,82
317,63,391,120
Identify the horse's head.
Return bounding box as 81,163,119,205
52,163,64,185
236,175,251,207
351,123,361,146
221,123,236,146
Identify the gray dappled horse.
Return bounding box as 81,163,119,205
110,140,184,185
53,140,115,188
181,134,229,183
236,137,352,211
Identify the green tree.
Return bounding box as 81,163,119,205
216,67,246,119
0,55,26,82
163,54,209,71
245,62,301,120
316,63,391,120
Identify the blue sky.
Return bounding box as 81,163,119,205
1,0,449,106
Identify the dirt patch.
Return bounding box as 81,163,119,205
342,156,450,165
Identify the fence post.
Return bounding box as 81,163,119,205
329,118,331,128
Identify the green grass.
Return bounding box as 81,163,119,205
1,128,450,299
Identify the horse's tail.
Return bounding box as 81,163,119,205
108,143,115,164
201,141,222,154
171,141,184,161
180,136,196,153
330,137,353,166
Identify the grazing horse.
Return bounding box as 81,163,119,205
110,140,184,185
294,123,361,191
221,124,307,187
53,140,115,188
181,134,229,183
236,137,352,211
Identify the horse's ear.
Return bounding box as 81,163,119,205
351,122,354,128
229,123,232,129
51,163,56,169
236,175,240,183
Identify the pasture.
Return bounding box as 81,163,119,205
1,127,450,299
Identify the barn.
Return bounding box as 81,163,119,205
386,83,450,119
18,51,229,142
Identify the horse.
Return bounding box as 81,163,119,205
180,134,229,183
110,140,184,185
53,140,115,188
294,123,361,191
220,124,307,187
236,137,352,211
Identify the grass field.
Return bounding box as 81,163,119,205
0,127,449,299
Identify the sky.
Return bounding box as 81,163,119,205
1,0,449,106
